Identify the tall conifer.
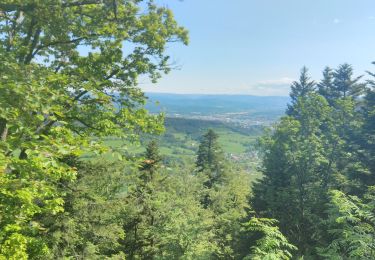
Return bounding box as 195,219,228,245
332,63,364,99
196,129,225,176
287,66,316,116
318,67,336,104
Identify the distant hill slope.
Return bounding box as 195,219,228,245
145,93,289,119
164,117,264,138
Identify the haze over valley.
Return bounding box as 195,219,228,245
146,92,290,127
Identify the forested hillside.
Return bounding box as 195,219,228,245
1,1,375,260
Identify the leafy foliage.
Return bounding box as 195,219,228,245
318,190,375,259
244,218,297,260
0,0,187,257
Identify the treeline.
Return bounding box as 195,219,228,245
34,132,294,259
253,64,375,258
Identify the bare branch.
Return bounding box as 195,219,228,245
24,27,41,64
32,36,94,56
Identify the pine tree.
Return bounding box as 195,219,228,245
327,64,368,194
196,129,225,179
126,140,163,258
287,66,316,116
122,164,218,259
355,76,375,186
46,160,127,259
318,67,337,104
253,64,373,258
363,69,375,174
253,94,334,256
332,63,364,99
196,129,225,209
363,89,375,174
141,140,162,174
195,130,253,258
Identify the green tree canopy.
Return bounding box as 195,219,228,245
0,1,187,257
318,189,375,259
244,218,297,260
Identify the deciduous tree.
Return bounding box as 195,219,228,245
0,1,187,257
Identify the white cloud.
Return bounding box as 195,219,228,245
141,75,295,96
256,77,295,86
239,77,295,96
243,85,290,96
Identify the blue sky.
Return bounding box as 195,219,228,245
141,0,375,96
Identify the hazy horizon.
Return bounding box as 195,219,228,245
145,91,291,97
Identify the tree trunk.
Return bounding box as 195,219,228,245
0,118,8,142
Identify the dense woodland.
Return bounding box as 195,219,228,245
0,1,375,259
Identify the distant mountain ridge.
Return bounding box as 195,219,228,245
145,92,290,120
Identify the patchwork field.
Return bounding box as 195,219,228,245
84,117,264,181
